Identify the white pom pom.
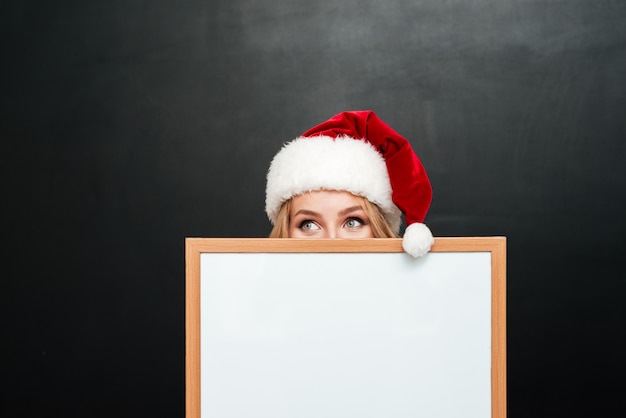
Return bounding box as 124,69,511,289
402,223,434,257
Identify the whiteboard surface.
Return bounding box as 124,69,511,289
200,252,492,418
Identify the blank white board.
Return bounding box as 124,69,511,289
186,238,506,418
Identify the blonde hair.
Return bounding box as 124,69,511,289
269,194,399,238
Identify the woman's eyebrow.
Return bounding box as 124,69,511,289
293,209,321,217
339,206,365,216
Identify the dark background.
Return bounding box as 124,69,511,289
3,1,625,417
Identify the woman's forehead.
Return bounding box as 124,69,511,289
290,191,366,212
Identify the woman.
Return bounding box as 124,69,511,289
269,189,397,239
265,110,434,257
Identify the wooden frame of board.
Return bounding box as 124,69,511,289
186,237,506,418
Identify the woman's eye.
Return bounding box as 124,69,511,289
344,217,364,228
299,220,320,231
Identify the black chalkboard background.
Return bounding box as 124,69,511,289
3,1,625,417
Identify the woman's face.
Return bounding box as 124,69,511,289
288,190,374,238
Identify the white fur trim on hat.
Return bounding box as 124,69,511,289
265,135,402,232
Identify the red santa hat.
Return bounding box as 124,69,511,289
265,110,434,257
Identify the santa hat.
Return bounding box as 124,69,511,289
265,110,434,257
